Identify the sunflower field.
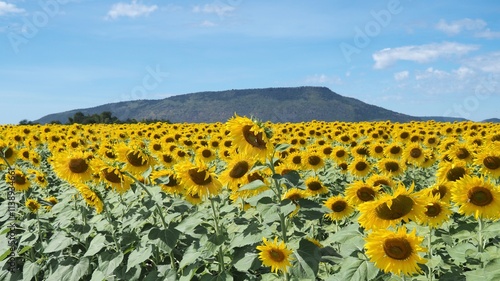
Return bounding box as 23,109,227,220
1,116,500,281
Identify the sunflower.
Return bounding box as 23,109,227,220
116,143,154,176
256,237,294,274
99,166,133,193
436,160,469,183
402,143,426,166
474,146,500,178
385,143,404,159
369,142,386,159
43,196,58,210
345,180,380,207
195,146,217,163
421,181,453,203
324,195,355,221
25,199,41,213
357,183,425,230
304,176,329,196
174,159,222,199
451,175,500,220
51,150,95,184
367,174,394,191
219,154,255,191
183,191,204,205
6,169,31,191
331,146,349,163
378,158,406,178
75,183,104,214
448,143,474,163
151,169,183,195
303,150,325,171
348,156,371,178
287,151,305,170
417,194,452,228
364,226,427,276
226,115,273,161
28,169,48,188
0,141,17,166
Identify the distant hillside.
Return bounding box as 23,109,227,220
34,87,468,124
482,118,500,123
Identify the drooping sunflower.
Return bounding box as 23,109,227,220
75,183,104,214
323,195,355,221
151,169,183,195
474,146,500,178
25,199,41,213
226,115,273,161
28,169,48,188
345,180,380,207
256,237,294,274
6,169,31,191
364,226,427,276
219,153,255,191
436,160,469,183
304,176,329,196
51,150,95,184
451,175,500,221
183,191,204,205
43,196,58,210
367,174,394,191
378,158,406,178
357,183,425,230
174,159,222,199
116,142,154,176
0,140,17,166
348,156,371,178
417,194,452,228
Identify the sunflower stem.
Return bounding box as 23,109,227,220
427,227,434,281
210,197,225,273
477,216,484,253
103,205,120,251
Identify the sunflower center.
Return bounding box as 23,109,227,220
165,175,179,187
229,161,249,178
153,144,162,151
373,180,390,187
323,147,333,155
336,150,345,158
188,168,212,185
446,167,465,181
339,163,348,170
410,148,422,158
247,172,264,182
308,155,321,166
127,151,147,167
432,185,448,199
332,200,347,212
3,147,13,158
375,195,414,220
105,151,117,159
269,249,285,262
307,181,322,191
400,132,409,139
15,174,26,184
292,156,302,165
103,169,122,183
457,148,470,159
468,186,493,206
22,151,30,158
163,154,174,163
483,156,500,170
383,238,413,260
242,125,267,149
355,161,368,171
390,146,401,154
374,146,383,154
425,203,441,217
357,187,376,202
69,158,89,173
385,161,400,172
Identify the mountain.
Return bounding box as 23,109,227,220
34,86,466,124
482,118,500,123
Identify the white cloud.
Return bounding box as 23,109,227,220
106,0,157,20
436,18,486,35
415,67,451,80
0,1,24,15
373,42,479,69
192,3,235,17
475,29,500,39
394,71,409,81
199,20,217,27
465,52,500,73
305,74,342,85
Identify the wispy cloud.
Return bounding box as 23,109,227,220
436,18,500,39
106,0,157,20
373,42,479,69
192,3,235,17
199,20,217,27
465,52,500,73
305,74,342,85
0,1,24,15
394,71,409,81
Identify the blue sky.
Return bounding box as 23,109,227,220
1,0,499,124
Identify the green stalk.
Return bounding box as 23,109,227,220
210,197,225,273
103,205,120,251
477,217,484,253
428,228,434,281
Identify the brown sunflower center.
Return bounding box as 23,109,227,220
373,179,390,187
332,200,347,212
483,156,500,170
247,172,264,182
165,175,179,187
22,151,30,158
446,167,465,181
269,249,285,262
287,193,303,201
188,168,212,185
457,148,470,159
308,155,321,166
390,146,401,154
410,148,422,158
336,150,345,158
355,161,368,171
307,181,322,191
127,151,147,167
69,158,89,173
357,187,376,202
15,174,26,184
242,125,267,149
105,151,117,159
201,149,212,158
3,147,13,158
229,161,249,178
339,163,348,170
425,203,441,217
374,146,384,154
152,144,162,151
400,132,410,139
163,154,174,163
292,155,302,165
385,161,400,172
383,238,413,260
468,186,493,206
432,185,448,199
323,147,333,155
103,168,122,183
375,195,414,220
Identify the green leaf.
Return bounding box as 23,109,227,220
238,180,266,191
179,244,201,269
148,227,180,253
98,251,124,276
232,253,259,272
43,232,73,253
293,239,321,278
127,245,153,271
90,270,106,281
18,245,32,255
446,242,476,264
280,200,296,217
84,234,107,257
70,257,90,280
22,260,41,281
275,143,291,152
0,249,10,262
333,256,378,281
